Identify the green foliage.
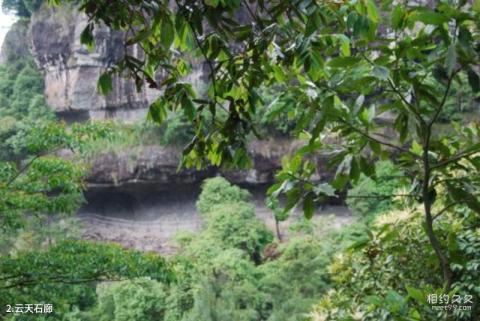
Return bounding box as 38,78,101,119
1,216,81,255
0,117,175,321
0,241,172,320
97,73,113,95
449,207,480,320
179,256,265,321
256,85,297,137
2,0,44,17
174,231,334,321
0,43,170,320
9,64,44,112
92,278,168,321
72,121,160,159
67,0,479,171
310,207,480,320
26,178,332,321
347,161,408,219
258,236,332,321
0,60,55,160
1,168,334,320
203,202,273,262
0,118,151,232
0,156,85,228
69,0,480,231
288,217,315,235
0,20,31,71
0,28,196,321
164,179,333,321
437,74,480,122
74,116,197,160
196,177,251,214
2,0,480,319
160,112,195,146
187,178,273,265
251,0,480,295
0,66,15,97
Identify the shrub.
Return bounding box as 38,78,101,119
91,278,168,321
73,118,197,161
73,121,164,159
174,234,334,321
170,179,335,321
181,276,265,321
288,217,315,235
258,236,332,321
9,64,45,114
0,66,14,98
310,206,480,321
204,202,273,261
196,177,251,214
0,58,55,160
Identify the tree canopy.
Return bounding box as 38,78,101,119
66,0,480,290
1,0,480,319
2,0,43,16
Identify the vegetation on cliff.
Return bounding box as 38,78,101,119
21,178,337,321
0,0,480,320
2,0,43,17
66,0,480,318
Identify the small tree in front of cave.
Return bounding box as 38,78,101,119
70,0,480,294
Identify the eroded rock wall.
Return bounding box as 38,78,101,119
6,4,335,193
29,5,161,122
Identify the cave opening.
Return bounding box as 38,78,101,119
79,183,203,221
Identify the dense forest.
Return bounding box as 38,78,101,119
0,0,479,320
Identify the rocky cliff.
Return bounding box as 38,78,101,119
1,4,334,194
83,139,331,187
28,5,155,122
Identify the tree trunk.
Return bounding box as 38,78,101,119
275,218,282,241
423,145,453,290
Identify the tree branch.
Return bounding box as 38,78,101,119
6,155,39,187
337,118,418,158
175,1,220,110
428,72,455,129
433,201,459,221
346,193,417,200
431,148,480,170
359,51,425,124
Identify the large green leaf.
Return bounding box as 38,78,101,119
405,285,424,303
80,23,94,52
147,98,168,123
366,0,379,23
467,69,480,92
97,73,113,95
391,5,405,29
314,183,336,197
303,192,315,219
372,65,389,80
161,16,175,49
409,10,449,25
445,44,457,76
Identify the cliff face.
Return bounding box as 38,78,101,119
83,139,330,187
1,5,333,191
28,5,160,122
